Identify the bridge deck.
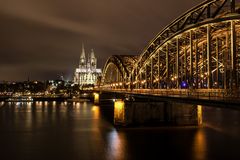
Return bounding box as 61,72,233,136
97,89,240,110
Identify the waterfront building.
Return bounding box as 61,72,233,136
73,44,102,87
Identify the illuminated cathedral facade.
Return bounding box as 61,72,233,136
73,44,102,86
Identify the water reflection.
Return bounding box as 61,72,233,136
0,102,240,160
52,101,56,107
203,106,240,138
192,128,207,160
107,129,126,160
44,101,48,106
91,106,100,119
0,101,4,107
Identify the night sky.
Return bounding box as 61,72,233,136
0,0,203,81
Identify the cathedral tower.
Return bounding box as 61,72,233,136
74,44,102,87
90,49,97,70
79,43,86,68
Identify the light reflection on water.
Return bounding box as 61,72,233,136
91,105,100,119
192,128,206,160
0,102,240,160
107,129,126,160
0,101,4,107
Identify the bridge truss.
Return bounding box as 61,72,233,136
102,0,240,97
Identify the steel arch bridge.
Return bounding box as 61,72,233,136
101,0,240,97
102,55,138,88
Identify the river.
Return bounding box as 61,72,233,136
0,101,240,160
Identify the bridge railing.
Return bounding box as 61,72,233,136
96,87,240,99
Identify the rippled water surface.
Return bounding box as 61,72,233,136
0,101,240,160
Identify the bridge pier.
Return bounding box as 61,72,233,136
113,99,202,127
93,92,100,104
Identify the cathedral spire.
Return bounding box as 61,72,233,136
90,49,95,59
74,44,102,86
79,43,86,67
80,43,86,59
90,49,97,69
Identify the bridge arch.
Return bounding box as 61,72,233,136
102,55,138,88
130,0,240,90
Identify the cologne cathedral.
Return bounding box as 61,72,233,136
73,44,102,86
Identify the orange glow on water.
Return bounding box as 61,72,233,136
107,130,126,160
92,106,100,119
193,129,207,160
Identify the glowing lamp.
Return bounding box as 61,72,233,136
180,81,188,89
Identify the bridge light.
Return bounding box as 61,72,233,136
180,81,188,89
154,78,159,83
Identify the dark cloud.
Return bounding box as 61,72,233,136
0,0,203,81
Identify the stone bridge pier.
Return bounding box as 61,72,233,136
113,99,202,126
94,91,203,126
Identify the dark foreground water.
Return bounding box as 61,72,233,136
0,101,240,160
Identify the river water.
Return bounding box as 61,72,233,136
0,101,240,160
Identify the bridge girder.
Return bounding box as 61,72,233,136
103,0,240,94
102,55,138,86
130,0,240,90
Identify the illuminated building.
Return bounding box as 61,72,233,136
73,44,102,86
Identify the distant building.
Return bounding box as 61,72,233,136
73,44,102,86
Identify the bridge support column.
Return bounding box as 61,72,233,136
224,33,228,90
113,100,202,126
114,99,126,125
145,65,148,89
166,44,169,89
93,93,100,104
184,48,187,83
216,37,219,88
163,102,203,126
195,41,199,89
150,57,153,89
207,25,212,89
140,72,142,89
230,20,237,90
158,51,161,89
176,38,179,88
190,30,193,88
